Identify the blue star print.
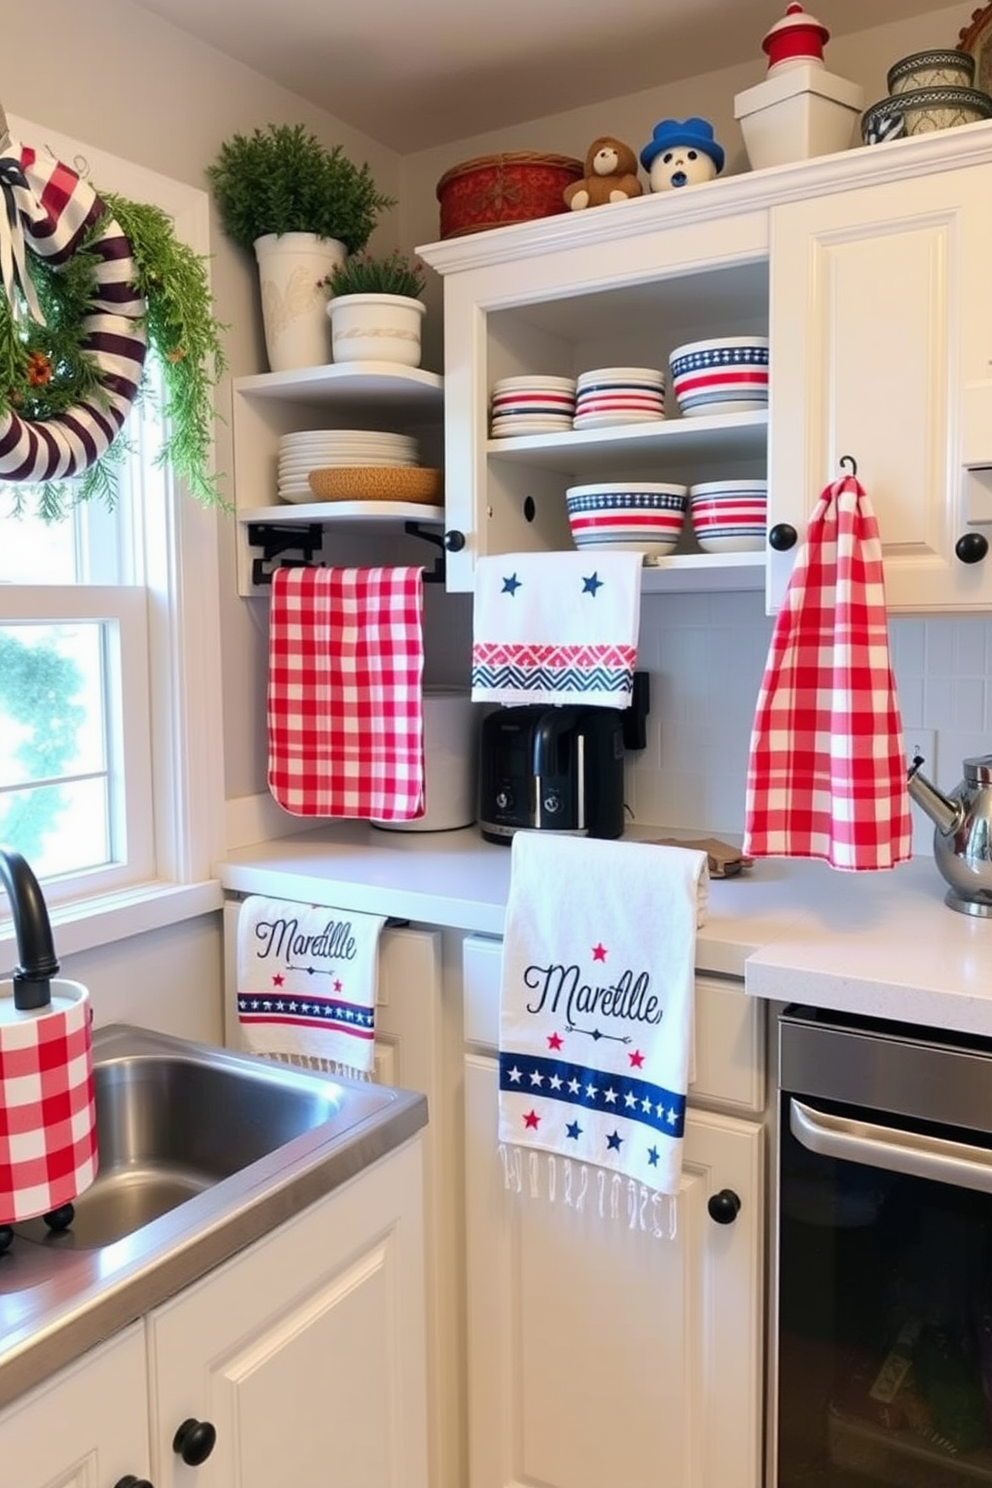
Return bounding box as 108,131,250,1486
502,573,521,595
566,1120,582,1140
582,572,603,596
647,1146,660,1167
606,1130,623,1152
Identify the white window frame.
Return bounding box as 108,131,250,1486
0,117,226,960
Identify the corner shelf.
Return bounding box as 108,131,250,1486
233,361,443,412
232,361,445,594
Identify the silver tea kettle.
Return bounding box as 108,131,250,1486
907,753,992,916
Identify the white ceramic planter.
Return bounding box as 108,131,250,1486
327,292,425,368
253,232,346,373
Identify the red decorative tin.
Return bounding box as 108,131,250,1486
435,151,584,239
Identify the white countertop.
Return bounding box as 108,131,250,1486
217,824,992,1038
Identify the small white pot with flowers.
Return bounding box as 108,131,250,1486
325,250,427,367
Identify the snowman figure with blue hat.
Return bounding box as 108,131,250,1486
640,117,725,192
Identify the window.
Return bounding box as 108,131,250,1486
0,117,224,951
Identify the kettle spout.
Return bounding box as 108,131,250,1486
906,756,962,838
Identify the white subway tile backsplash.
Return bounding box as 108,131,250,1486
624,597,992,835
953,621,988,676
425,584,992,839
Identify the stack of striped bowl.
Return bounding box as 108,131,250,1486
573,366,666,429
565,481,688,557
490,375,576,437
689,479,767,552
669,337,769,417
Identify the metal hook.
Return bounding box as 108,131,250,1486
839,454,858,477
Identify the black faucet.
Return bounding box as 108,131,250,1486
0,848,59,1010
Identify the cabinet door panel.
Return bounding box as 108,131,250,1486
148,1140,428,1488
0,1323,148,1488
464,1054,763,1488
769,164,992,612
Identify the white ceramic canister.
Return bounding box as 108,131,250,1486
327,292,426,368
0,978,98,1223
253,232,347,373
373,688,478,832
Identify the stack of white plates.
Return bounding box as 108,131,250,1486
277,428,419,503
490,375,576,437
573,367,666,429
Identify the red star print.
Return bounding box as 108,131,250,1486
547,1032,563,1051
628,1049,645,1069
523,1110,540,1129
272,973,285,987
334,979,342,992
592,943,607,962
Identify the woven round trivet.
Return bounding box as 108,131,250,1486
307,466,443,504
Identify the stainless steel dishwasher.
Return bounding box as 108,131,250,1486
772,1003,992,1488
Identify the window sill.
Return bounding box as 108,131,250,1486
0,879,224,964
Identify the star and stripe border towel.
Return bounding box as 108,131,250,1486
236,895,386,1077
471,550,642,707
498,831,708,1235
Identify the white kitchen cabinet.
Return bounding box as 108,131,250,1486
768,160,992,613
221,907,460,1488
0,1140,427,1488
463,1055,763,1488
420,201,771,596
420,122,992,612
0,1322,150,1487
148,1135,427,1488
231,363,446,595
460,933,765,1488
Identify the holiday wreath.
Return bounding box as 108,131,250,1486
0,108,227,518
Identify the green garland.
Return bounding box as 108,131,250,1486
0,192,228,520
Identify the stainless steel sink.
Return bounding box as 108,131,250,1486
14,1032,354,1249
0,1023,427,1408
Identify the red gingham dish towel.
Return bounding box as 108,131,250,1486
267,565,426,820
743,473,912,871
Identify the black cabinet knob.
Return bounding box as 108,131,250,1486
443,529,466,552
114,1477,153,1488
173,1417,217,1466
768,523,798,552
955,532,989,565
707,1189,742,1225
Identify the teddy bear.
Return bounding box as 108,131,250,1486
563,137,643,210
640,117,725,193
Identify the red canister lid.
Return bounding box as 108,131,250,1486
761,2,830,72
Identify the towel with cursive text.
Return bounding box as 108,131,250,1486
236,896,386,1077
498,832,708,1234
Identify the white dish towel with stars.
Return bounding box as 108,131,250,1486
498,831,708,1236
236,896,386,1078
471,550,642,707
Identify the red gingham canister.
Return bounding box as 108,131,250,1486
0,979,98,1224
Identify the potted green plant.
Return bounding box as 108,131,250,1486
324,250,427,368
207,124,396,374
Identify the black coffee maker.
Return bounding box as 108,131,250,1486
478,704,626,844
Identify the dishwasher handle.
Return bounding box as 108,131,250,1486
789,1097,992,1196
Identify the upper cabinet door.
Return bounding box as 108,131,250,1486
768,163,992,613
